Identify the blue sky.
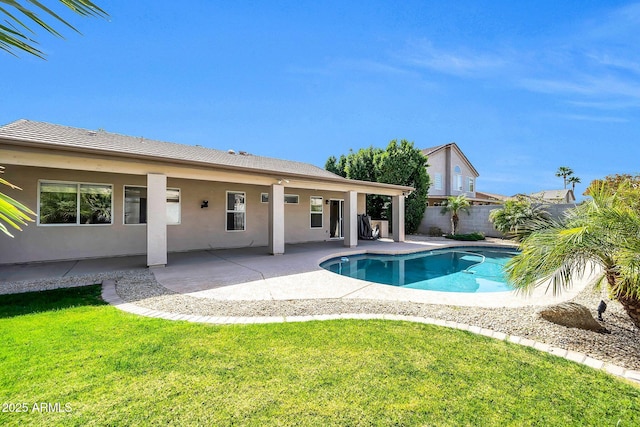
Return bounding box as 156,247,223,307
2,1,639,198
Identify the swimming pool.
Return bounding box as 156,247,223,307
320,247,519,293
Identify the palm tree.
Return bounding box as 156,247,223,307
555,166,574,189
1,0,107,59
567,176,581,193
488,197,550,241
505,181,640,328
440,195,471,235
0,166,35,237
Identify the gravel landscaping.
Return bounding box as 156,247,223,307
109,269,640,372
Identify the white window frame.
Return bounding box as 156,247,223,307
261,193,299,204
434,173,442,190
454,165,463,191
467,177,474,193
123,186,181,225
226,191,246,232
38,180,113,226
310,196,323,229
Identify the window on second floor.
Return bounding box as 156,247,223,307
467,177,475,192
434,173,442,190
454,166,463,191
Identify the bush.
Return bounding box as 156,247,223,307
444,232,485,241
428,226,443,237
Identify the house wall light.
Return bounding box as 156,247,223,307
201,200,209,208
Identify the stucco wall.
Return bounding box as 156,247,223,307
0,165,359,264
418,203,576,237
425,147,477,199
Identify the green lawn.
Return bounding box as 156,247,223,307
1,286,638,426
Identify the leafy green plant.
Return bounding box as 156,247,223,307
0,166,35,237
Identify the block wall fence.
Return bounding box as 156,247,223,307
417,204,577,237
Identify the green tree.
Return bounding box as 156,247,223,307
440,194,470,235
0,166,35,237
376,140,429,234
1,0,107,59
506,179,640,328
488,197,550,241
325,140,429,234
555,166,574,189
584,174,640,197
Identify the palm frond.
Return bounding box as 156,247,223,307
0,0,108,58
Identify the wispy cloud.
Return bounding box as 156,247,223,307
556,114,628,123
286,58,415,78
401,39,507,77
519,74,640,99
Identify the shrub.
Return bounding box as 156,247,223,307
444,232,485,241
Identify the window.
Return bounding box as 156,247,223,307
467,177,474,192
284,194,299,204
39,181,112,225
261,193,299,204
310,196,323,228
434,173,442,190
226,191,246,231
454,165,463,191
124,186,181,225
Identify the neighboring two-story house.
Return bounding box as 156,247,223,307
422,142,496,205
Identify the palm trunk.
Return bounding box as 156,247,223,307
451,213,458,235
606,269,640,329
616,294,640,329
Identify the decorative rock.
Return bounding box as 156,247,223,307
538,302,607,333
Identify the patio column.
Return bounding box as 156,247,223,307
269,183,285,255
344,190,358,248
147,173,167,267
392,195,405,242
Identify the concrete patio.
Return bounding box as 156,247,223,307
0,237,593,308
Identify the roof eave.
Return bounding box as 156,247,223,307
1,135,413,194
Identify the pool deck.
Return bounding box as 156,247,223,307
0,237,593,308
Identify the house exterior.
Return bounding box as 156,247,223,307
422,142,498,205
526,189,576,204
0,120,412,266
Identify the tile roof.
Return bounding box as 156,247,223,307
529,189,575,201
421,144,448,155
0,119,343,181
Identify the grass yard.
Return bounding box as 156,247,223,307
0,285,638,426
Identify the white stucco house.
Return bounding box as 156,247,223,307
0,120,412,267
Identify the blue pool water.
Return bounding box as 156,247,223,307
320,247,519,293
